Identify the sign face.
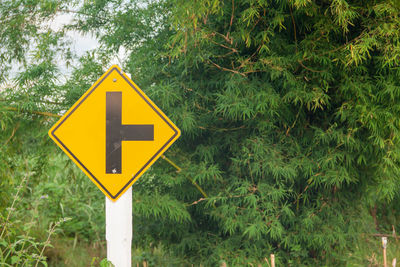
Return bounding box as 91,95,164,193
49,65,180,201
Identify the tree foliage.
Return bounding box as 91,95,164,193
1,0,400,266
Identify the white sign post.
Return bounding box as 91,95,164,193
106,187,132,267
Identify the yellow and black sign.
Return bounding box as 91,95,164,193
49,65,181,201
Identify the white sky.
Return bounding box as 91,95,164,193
50,13,99,57
3,11,128,90
7,13,99,80
51,13,127,66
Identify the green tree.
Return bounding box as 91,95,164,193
0,1,107,265
1,0,400,266
73,0,400,265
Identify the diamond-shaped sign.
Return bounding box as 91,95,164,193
48,65,180,201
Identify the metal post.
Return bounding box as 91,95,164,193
106,187,132,267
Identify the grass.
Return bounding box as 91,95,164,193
45,236,106,267
2,155,400,266
346,234,400,267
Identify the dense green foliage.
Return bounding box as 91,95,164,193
1,0,400,266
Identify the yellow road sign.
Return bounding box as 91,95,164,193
48,65,181,201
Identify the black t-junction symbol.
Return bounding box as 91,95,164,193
106,91,154,174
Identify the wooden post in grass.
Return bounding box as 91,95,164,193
270,254,275,267
382,237,387,267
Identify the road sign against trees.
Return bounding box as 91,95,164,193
48,65,181,201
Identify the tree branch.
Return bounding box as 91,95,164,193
3,106,61,118
3,122,19,146
161,155,213,206
207,59,246,76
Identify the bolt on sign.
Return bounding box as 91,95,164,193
48,65,181,201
